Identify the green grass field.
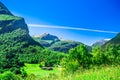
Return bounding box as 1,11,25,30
70,65,120,80
24,63,60,78
24,64,120,80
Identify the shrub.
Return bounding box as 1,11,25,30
0,71,17,80
10,67,21,74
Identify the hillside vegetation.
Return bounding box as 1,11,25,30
0,14,21,20
0,1,65,75
32,33,91,53
104,33,120,46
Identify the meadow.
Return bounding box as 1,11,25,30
23,64,120,80
24,63,61,79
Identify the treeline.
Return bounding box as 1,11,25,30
19,46,66,67
61,44,120,73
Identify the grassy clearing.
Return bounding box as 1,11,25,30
24,63,60,78
24,64,120,80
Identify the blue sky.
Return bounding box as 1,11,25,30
1,0,120,45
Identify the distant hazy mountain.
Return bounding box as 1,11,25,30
32,33,91,53
92,39,110,47
104,33,120,46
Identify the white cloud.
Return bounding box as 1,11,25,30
104,38,111,41
28,24,118,34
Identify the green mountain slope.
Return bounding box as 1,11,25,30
48,40,81,53
33,33,91,53
0,2,66,74
0,1,43,73
104,33,120,46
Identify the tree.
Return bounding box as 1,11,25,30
104,44,117,64
92,46,105,65
61,44,91,73
69,44,91,67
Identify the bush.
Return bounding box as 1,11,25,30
0,71,18,80
0,69,4,73
10,67,21,74
65,60,79,73
25,74,37,80
61,44,91,73
21,70,27,78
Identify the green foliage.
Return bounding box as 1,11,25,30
0,14,21,21
92,43,120,65
104,33,120,45
92,46,105,65
0,29,28,73
0,1,66,79
104,44,120,64
61,44,91,73
32,34,91,53
21,68,27,78
69,44,90,64
1,65,120,80
64,59,79,73
0,28,43,74
0,29,28,54
19,47,66,67
0,71,22,80
104,44,116,64
49,41,81,53
62,43,120,73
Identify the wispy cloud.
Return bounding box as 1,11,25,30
28,24,118,34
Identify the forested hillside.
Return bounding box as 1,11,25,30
0,1,65,75
104,33,120,46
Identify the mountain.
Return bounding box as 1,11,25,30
104,33,120,46
33,33,91,53
0,2,41,46
40,33,60,41
33,33,60,47
49,40,82,53
0,2,13,15
92,39,110,47
0,1,42,73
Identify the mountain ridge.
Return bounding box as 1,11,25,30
104,33,120,46
32,33,91,53
92,39,110,47
0,2,13,15
0,1,41,46
0,1,43,73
